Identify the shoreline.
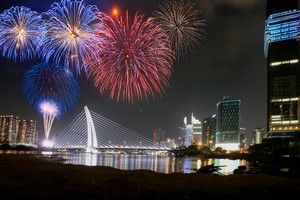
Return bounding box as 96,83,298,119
1,154,300,199
2,149,300,177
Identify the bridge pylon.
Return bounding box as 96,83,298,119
84,106,98,153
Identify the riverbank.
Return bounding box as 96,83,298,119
0,154,299,199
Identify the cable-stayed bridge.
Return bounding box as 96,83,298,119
53,106,169,153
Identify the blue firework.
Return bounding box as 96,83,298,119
21,63,80,118
0,6,45,62
40,0,103,75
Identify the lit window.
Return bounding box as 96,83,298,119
270,59,299,66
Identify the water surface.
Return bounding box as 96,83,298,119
58,152,250,175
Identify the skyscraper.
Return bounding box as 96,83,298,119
153,128,165,145
202,115,216,148
191,113,202,144
265,0,300,132
251,127,264,145
179,114,202,147
215,97,241,151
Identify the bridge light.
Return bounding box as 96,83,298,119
43,140,54,148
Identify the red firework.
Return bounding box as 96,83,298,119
87,11,175,103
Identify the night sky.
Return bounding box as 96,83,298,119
0,0,267,145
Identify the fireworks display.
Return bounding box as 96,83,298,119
21,62,80,117
40,0,103,75
87,11,175,103
0,0,207,112
153,0,206,60
0,6,45,62
39,100,59,140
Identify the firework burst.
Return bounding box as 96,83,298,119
21,62,80,117
40,0,103,75
39,100,59,140
0,6,45,62
153,0,206,60
87,11,175,103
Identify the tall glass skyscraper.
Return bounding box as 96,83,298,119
215,97,241,150
265,0,300,132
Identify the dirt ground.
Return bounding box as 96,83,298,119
0,154,299,200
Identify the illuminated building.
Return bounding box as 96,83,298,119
0,115,38,147
153,128,165,145
265,0,300,132
185,124,193,147
251,127,264,145
177,132,185,147
202,115,216,149
165,138,176,149
239,127,247,149
182,116,189,146
179,114,202,147
191,113,202,144
215,97,241,151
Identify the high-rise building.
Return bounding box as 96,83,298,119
185,124,193,147
239,127,247,149
265,0,300,132
251,127,264,145
179,114,202,147
177,129,185,147
0,115,38,147
202,115,216,149
215,97,241,151
165,138,176,149
153,128,165,145
191,113,202,144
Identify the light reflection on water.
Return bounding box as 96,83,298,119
62,153,175,173
59,152,249,175
0,150,250,175
179,157,248,175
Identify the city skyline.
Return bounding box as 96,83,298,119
0,0,267,143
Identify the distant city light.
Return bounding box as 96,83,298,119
43,139,54,148
215,143,240,151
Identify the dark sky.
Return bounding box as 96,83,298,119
0,0,267,145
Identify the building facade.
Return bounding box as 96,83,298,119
179,114,202,147
251,127,264,145
185,124,193,147
153,128,165,145
202,115,216,149
265,0,300,132
165,138,176,149
0,115,38,147
191,113,202,144
215,97,241,150
239,127,247,149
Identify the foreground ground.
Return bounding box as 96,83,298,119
0,154,299,200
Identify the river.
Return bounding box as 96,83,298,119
55,151,250,175
1,150,251,175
